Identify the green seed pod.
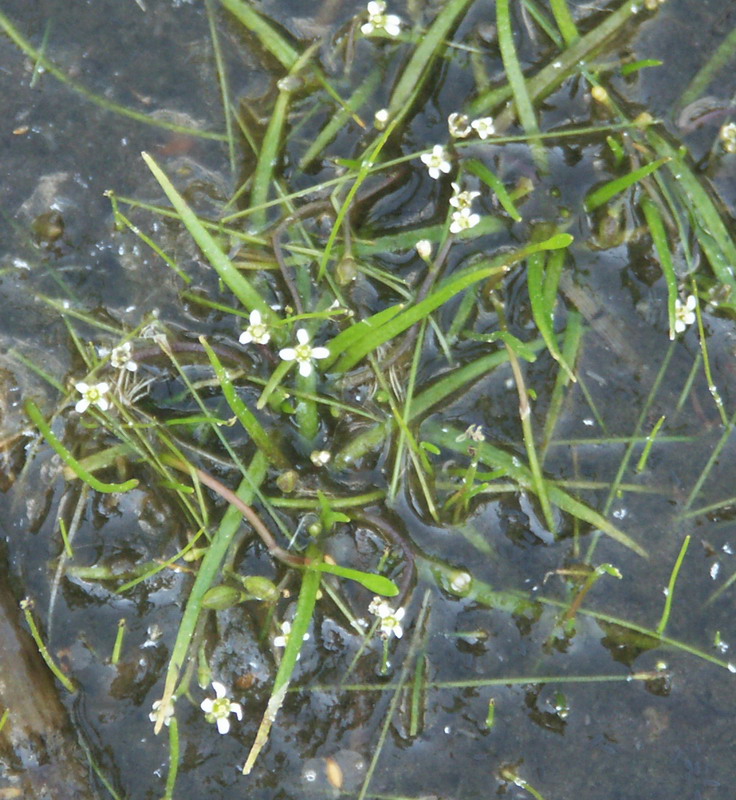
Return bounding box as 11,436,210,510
201,585,244,610
241,576,279,603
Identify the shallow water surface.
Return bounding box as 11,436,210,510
1,1,736,798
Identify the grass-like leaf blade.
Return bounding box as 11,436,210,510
584,157,669,212
243,561,320,773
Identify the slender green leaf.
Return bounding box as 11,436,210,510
426,421,648,558
250,43,320,229
497,0,545,167
388,0,474,118
154,452,269,733
333,235,573,372
640,197,678,339
678,23,736,110
200,337,289,468
473,0,639,119
527,248,573,377
243,562,320,773
333,264,505,372
25,400,139,493
141,152,275,324
648,130,736,294
411,342,544,420
300,68,381,169
218,0,298,69
585,157,669,211
620,59,663,76
308,562,398,596
656,535,690,635
550,0,579,45
322,303,406,369
464,158,522,221
318,118,399,280
541,311,583,455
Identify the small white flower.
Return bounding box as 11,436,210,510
149,697,176,727
361,1,401,37
110,342,138,372
310,450,331,467
449,182,480,210
278,328,330,377
273,620,310,652
450,571,472,594
420,145,452,180
450,206,481,234
719,122,736,154
471,116,496,139
674,295,696,334
448,112,472,138
415,239,433,261
200,681,242,735
368,596,406,639
239,309,270,345
374,108,390,130
74,381,110,413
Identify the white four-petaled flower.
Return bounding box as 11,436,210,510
674,295,697,334
471,116,496,139
361,1,401,37
239,309,271,345
75,381,110,413
368,596,406,639
200,681,242,735
279,328,330,377
420,145,452,180
450,206,481,234
449,182,480,210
